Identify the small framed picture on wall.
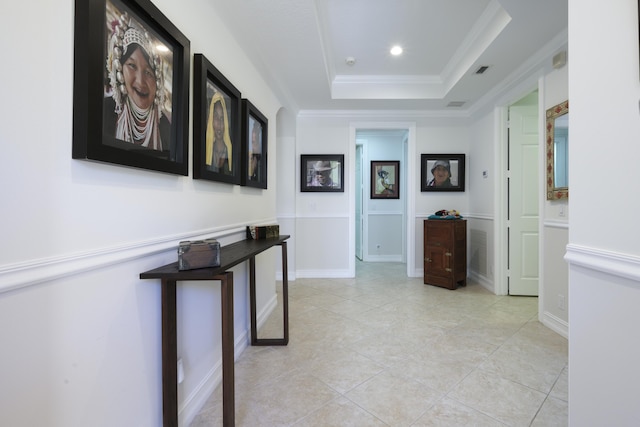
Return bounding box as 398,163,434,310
241,99,268,189
371,161,400,199
192,53,242,185
421,154,465,192
300,154,344,192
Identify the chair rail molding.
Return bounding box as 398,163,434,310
565,243,640,283
0,220,277,294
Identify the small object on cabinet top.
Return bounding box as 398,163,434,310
429,209,463,220
178,238,221,270
246,224,279,240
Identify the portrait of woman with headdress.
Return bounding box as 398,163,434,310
103,3,171,153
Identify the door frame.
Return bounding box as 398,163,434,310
355,143,364,261
349,122,416,277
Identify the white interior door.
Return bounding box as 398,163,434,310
356,144,363,260
508,103,539,296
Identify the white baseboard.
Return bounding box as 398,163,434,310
540,311,569,339
468,270,496,294
178,330,249,426
415,269,496,293
296,269,352,278
276,270,297,281
364,255,403,262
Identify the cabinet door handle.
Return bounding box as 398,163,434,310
425,258,432,262
445,252,452,257
445,268,452,272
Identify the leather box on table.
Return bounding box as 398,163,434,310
178,238,220,270
246,225,279,240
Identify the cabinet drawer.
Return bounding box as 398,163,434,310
424,225,450,244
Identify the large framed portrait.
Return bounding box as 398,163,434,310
241,99,268,189
72,0,190,175
421,154,466,192
193,54,242,185
371,161,400,199
300,154,344,192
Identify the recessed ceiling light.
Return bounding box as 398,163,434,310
390,45,403,56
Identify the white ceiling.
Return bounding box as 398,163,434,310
212,0,568,114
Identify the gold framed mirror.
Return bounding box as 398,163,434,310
546,100,569,200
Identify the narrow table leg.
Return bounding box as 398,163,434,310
218,272,235,427
280,242,289,345
161,279,178,427
249,257,258,345
249,243,289,346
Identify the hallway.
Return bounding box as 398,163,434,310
191,262,568,426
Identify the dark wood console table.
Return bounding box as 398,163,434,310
140,235,290,427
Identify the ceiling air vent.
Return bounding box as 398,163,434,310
475,65,489,74
447,101,466,108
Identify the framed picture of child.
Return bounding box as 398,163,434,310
73,0,190,175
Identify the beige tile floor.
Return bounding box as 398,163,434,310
190,261,568,426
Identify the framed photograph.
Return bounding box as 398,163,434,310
193,54,242,185
241,99,268,188
421,154,465,192
72,0,190,175
371,161,400,199
300,155,344,192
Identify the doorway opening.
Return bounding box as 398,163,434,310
354,128,407,272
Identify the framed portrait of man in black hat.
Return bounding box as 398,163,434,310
421,154,465,192
300,154,344,192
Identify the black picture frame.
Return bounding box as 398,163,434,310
421,154,466,192
72,0,190,175
371,161,400,199
193,54,242,185
241,99,268,188
300,155,345,192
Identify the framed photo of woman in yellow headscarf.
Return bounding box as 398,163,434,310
192,54,242,185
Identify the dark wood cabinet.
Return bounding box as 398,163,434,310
424,219,467,290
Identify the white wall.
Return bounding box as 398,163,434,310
467,112,497,287
295,115,470,277
568,1,640,424
0,0,282,425
276,108,298,279
414,124,470,275
295,116,351,277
